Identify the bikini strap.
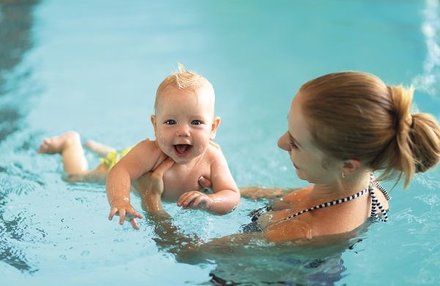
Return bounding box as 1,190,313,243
369,184,389,222
271,187,370,227
370,174,391,201
266,173,389,227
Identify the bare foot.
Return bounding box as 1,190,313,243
84,140,115,156
38,131,81,154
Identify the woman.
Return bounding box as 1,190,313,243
140,71,440,246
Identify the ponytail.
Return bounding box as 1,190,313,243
377,85,440,187
409,113,440,172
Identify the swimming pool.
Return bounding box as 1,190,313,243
1,0,439,285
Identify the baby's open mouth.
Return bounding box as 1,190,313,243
174,144,192,155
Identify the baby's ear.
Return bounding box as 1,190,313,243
210,117,221,139
150,115,157,132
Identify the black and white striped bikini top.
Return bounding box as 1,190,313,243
270,174,390,226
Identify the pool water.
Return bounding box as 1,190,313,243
1,0,440,285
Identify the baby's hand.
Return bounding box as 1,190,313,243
177,191,214,210
108,198,143,230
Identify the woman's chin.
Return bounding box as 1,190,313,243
295,169,307,181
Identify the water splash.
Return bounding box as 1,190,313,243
412,0,440,96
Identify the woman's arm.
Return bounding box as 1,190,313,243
240,187,287,200
140,158,174,216
140,159,268,260
194,178,298,210
139,158,206,257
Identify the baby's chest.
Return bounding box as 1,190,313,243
161,164,211,201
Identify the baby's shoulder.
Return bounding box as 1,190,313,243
203,141,229,168
131,139,162,156
206,141,225,157
207,140,222,151
136,138,158,148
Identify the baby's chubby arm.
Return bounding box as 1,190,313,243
177,146,240,214
106,139,161,229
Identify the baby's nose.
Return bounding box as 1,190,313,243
176,124,190,137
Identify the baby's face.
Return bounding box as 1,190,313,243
152,85,218,164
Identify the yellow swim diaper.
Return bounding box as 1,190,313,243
101,147,132,169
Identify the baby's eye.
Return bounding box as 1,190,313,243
191,120,203,125
164,119,176,125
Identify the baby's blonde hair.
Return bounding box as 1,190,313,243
155,64,215,111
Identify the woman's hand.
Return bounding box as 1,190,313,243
197,176,212,189
138,158,174,214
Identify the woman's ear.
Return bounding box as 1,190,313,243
210,117,221,140
342,159,361,175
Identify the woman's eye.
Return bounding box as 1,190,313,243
191,120,203,125
289,140,298,149
164,119,176,125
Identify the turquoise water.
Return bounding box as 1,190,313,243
1,0,439,285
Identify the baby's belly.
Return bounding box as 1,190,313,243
161,176,204,201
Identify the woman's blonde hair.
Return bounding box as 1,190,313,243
155,64,215,110
300,71,440,187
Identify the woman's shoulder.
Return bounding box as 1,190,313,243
280,185,313,202
264,184,379,242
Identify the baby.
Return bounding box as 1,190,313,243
39,66,240,229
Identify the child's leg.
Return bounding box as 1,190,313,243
38,131,89,175
84,140,116,157
39,131,113,183
67,164,108,183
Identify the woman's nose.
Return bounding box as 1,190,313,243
277,132,290,151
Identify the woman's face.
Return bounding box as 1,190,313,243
277,92,338,184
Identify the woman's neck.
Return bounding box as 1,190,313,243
311,171,371,200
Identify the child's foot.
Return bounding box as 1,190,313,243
38,131,81,154
84,140,115,156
